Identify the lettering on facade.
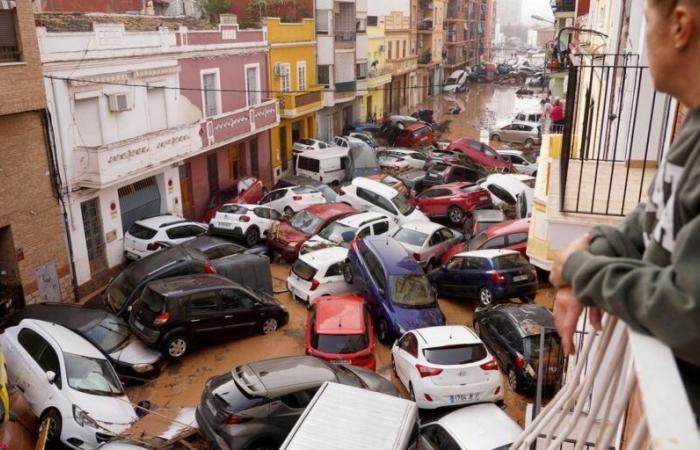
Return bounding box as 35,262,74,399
107,133,191,164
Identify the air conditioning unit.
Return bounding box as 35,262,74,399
108,93,132,112
274,63,290,77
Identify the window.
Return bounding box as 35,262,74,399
418,188,450,199
357,187,376,204
361,248,386,291
74,97,103,146
297,156,320,173
297,62,307,91
429,231,444,247
18,328,62,389
245,65,261,106
398,333,418,357
356,62,367,80
18,328,48,356
187,293,219,315
421,425,461,450
0,4,20,62
357,226,371,239
279,63,291,92
166,225,204,240
201,71,220,117
280,387,319,409
446,256,465,270
439,228,454,240
483,235,506,249
465,257,488,270
374,195,397,214
220,290,256,310
317,65,330,86
373,221,389,235
367,16,378,26
36,346,62,388
147,87,167,131
388,41,392,59
402,40,406,58
325,262,344,277
508,232,529,246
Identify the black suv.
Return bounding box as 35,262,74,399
422,163,486,188
129,274,289,360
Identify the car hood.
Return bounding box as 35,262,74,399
393,304,446,331
276,223,309,243
342,365,400,397
108,335,162,366
402,208,429,223
70,390,138,433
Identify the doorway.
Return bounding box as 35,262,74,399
179,163,194,219
80,198,108,277
207,153,219,196
366,96,373,121
118,177,161,234
0,226,23,311
228,144,241,180
280,126,288,171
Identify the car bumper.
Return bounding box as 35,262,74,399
268,239,299,262
414,377,503,409
286,278,311,302
114,357,166,383
493,282,538,300
124,249,148,261
129,319,162,348
208,224,245,239
195,406,230,450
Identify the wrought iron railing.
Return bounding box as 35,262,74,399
335,31,356,42
0,45,20,63
335,81,356,92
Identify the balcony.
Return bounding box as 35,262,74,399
552,0,576,13
385,57,418,75
200,99,279,149
366,67,392,89
335,31,356,49
335,80,356,92
278,87,323,119
417,19,433,31
418,51,433,66
512,315,700,450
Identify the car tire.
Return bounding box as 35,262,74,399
525,138,535,149
343,262,354,284
283,206,294,217
491,134,501,142
448,206,465,225
163,334,189,361
244,227,260,246
247,439,277,450
508,367,523,393
41,408,62,446
377,318,392,345
262,318,278,335
478,287,494,307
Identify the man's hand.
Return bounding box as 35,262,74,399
553,287,603,355
549,233,591,288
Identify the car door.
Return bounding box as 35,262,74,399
426,230,445,262
361,248,388,318
394,333,418,386
485,315,512,366
184,292,223,341
259,189,281,210
218,288,261,338
506,232,529,258
437,228,457,258
408,151,427,169
253,207,276,236
462,256,487,298
268,386,321,434
321,261,349,295
436,256,466,295
416,188,446,216
12,327,61,412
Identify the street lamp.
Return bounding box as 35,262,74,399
531,14,555,25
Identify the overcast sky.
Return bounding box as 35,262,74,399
521,0,555,26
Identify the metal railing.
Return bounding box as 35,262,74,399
335,81,356,92
0,45,20,63
418,52,432,65
559,54,673,216
335,31,356,42
511,315,700,450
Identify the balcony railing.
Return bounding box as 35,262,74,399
201,99,279,148
418,52,433,65
335,80,356,92
335,31,356,42
417,19,433,31
279,88,323,117
512,314,700,450
0,45,20,62
558,54,671,217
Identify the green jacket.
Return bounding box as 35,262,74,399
562,107,700,368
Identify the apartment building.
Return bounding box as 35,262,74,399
415,0,446,98
0,0,74,306
362,16,392,120
383,10,417,114
443,0,469,72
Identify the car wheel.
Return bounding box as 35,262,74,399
448,206,465,225
343,262,354,284
262,318,278,335
525,138,534,149
164,335,189,361
41,408,62,446
247,439,277,450
377,318,392,345
478,287,494,307
491,134,501,142
244,227,260,246
508,367,523,392
283,206,294,217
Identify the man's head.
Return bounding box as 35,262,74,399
646,0,700,106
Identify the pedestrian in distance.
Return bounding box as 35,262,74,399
550,98,565,129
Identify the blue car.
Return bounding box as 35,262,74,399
343,236,446,344
428,249,538,307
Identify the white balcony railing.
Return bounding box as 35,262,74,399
511,314,700,450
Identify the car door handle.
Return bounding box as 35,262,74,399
224,315,233,319
191,319,201,323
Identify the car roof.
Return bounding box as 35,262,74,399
496,149,524,156
472,209,507,221
297,147,348,159
146,274,238,296
362,236,422,276
303,202,356,219
413,326,480,348
338,211,390,227
299,246,348,267
456,249,520,259
487,304,555,336
511,120,540,127
352,177,399,198
241,356,337,397
398,221,444,234
484,218,530,236
435,403,523,450
134,214,187,229
314,296,366,335
19,319,106,359
382,148,418,155
17,303,111,332
182,235,242,253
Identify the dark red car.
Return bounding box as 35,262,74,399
202,176,266,223
305,295,376,371
415,182,493,225
394,123,437,147
441,218,531,264
268,203,356,262
448,138,515,173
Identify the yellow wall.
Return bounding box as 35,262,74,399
364,23,389,120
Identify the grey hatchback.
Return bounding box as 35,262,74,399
196,356,399,450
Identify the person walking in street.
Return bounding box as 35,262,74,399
549,0,700,412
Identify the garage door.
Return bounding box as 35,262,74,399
118,177,162,233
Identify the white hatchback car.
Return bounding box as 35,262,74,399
392,222,463,271
391,326,503,409
419,403,523,450
497,149,538,176
0,319,139,449
208,204,283,246
123,214,207,260
479,174,534,218
259,185,327,216
292,138,330,156
376,149,428,172
300,211,397,254
286,247,357,302
337,177,429,225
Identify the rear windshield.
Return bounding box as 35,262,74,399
209,374,266,413
292,259,317,281
423,344,488,365
128,223,157,240
292,186,318,195
493,254,530,269
84,316,131,354
524,334,561,359
141,287,165,313
394,228,428,247
319,221,355,242
219,204,248,214
312,333,369,354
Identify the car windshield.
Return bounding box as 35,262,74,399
468,232,490,250
127,223,157,240
64,353,124,396
391,194,415,216
319,185,338,202
493,253,530,269
318,221,356,242
423,344,488,365
290,210,323,235
312,332,369,354
292,259,317,282
106,272,133,312
393,228,428,247
390,275,435,308
219,204,247,214
84,316,131,354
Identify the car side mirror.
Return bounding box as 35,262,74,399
46,371,56,384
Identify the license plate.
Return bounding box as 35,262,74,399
218,222,232,228
134,320,145,331
449,393,479,403
331,359,351,365
514,274,529,282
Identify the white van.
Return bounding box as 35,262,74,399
280,382,419,450
295,147,349,186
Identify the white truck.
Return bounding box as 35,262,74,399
279,382,419,450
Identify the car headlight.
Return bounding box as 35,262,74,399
132,363,154,373
73,404,99,428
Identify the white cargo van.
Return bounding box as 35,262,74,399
295,147,349,186
280,382,419,450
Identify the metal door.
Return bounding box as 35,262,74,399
35,262,60,303
118,177,162,233
179,163,194,220
80,197,108,276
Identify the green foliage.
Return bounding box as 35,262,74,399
200,0,231,24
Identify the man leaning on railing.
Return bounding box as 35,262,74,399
549,0,700,415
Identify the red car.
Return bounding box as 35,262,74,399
394,123,437,147
415,182,493,225
268,203,356,262
441,218,531,264
305,295,376,371
202,176,266,223
448,138,515,173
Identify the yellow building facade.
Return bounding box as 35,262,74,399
265,17,323,180
361,20,392,121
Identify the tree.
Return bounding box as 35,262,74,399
200,0,231,24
